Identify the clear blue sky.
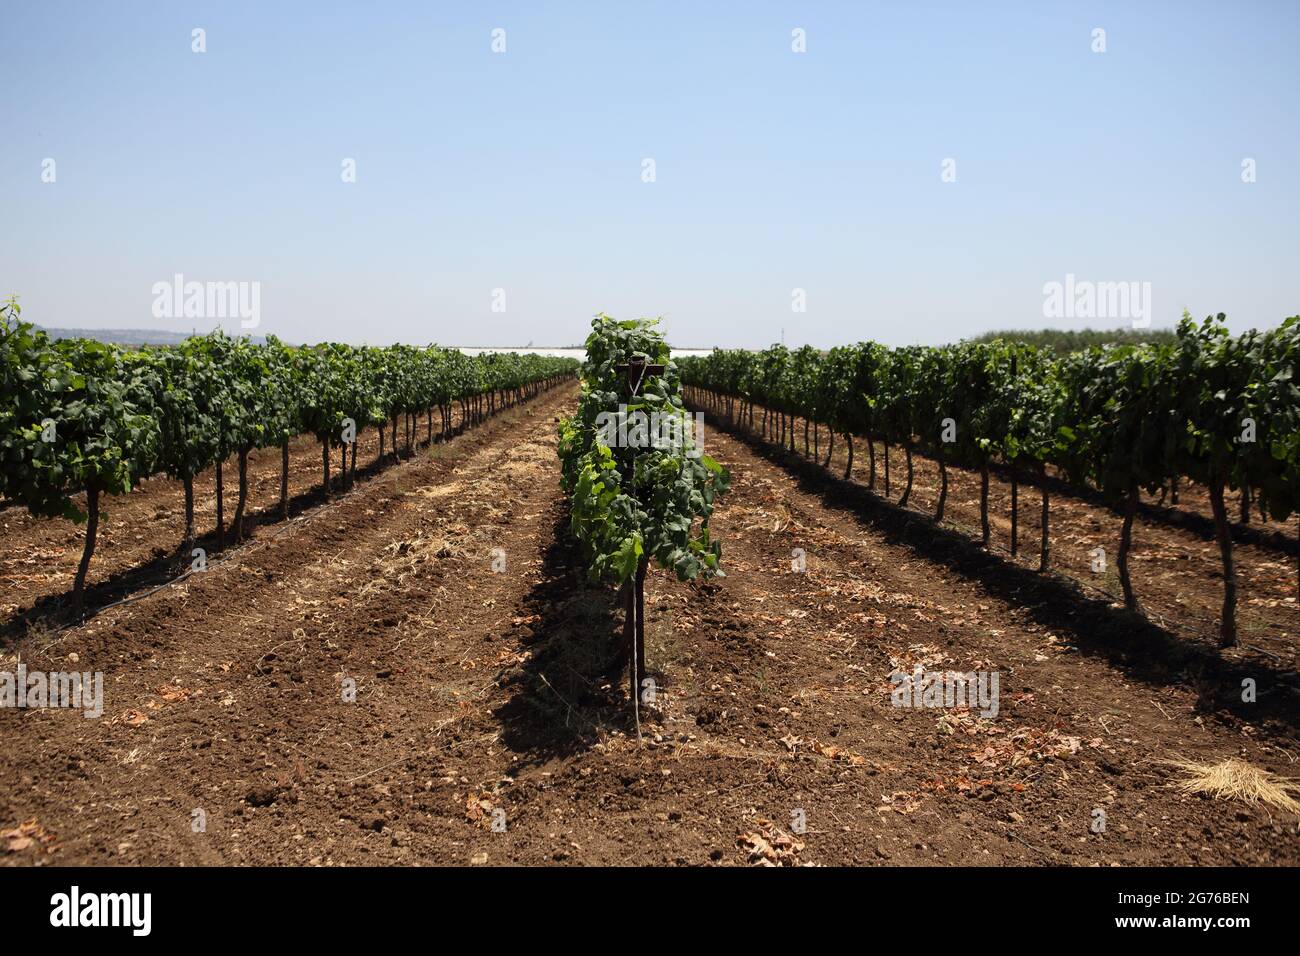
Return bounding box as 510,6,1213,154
2,1,1297,348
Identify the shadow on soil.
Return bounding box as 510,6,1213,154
696,407,1300,740
493,506,636,765
0,477,341,651
0,399,539,651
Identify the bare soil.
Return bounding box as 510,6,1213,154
1,407,467,630
2,385,1297,866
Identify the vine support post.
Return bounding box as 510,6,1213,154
979,460,990,547
1009,468,1018,557
1118,482,1139,611
1208,473,1237,646
321,440,331,500
215,458,225,550
72,484,100,615
280,441,290,519
233,447,249,541
1038,463,1050,572
622,581,635,673
1009,351,1019,557
900,444,914,508
936,447,948,522
634,555,648,699
614,354,664,716
183,474,196,550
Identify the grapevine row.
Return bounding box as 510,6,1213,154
678,313,1300,646
558,314,730,703
0,297,577,610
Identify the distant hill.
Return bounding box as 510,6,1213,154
965,327,1178,354
35,326,271,346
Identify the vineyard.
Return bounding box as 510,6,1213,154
6,0,1300,929
559,315,729,726
1,310,1298,868
0,297,576,611
679,314,1300,647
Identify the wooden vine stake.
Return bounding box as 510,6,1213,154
615,354,664,736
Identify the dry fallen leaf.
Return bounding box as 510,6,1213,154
737,820,806,867
810,739,867,766
1,818,57,854
465,792,499,830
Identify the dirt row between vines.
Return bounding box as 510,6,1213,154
0,404,473,633
3,384,1298,865
684,391,1299,667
